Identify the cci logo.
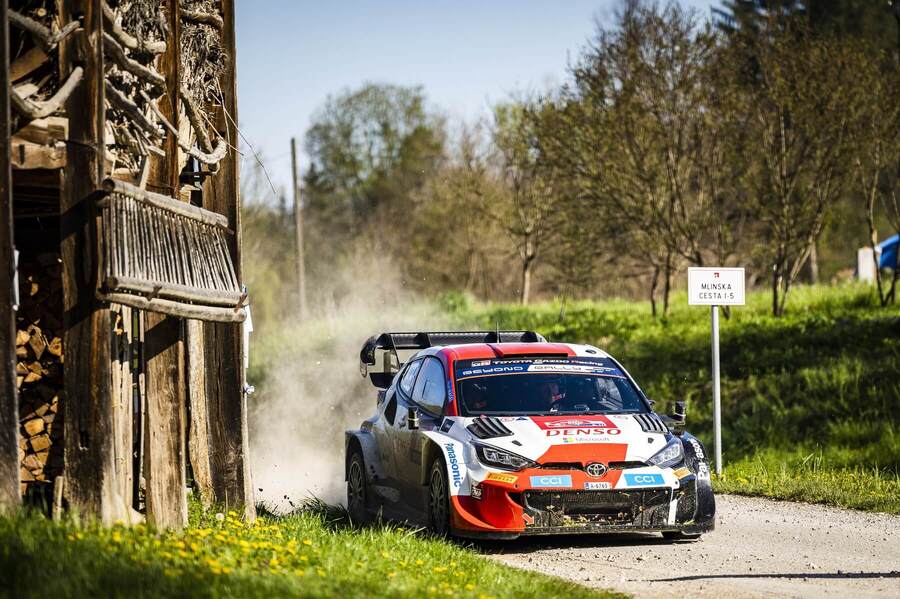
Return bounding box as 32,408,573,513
529,475,573,489
624,473,664,487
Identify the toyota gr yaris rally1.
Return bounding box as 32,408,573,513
345,331,715,540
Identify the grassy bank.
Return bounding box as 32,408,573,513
0,505,623,599
445,283,900,512
717,448,900,513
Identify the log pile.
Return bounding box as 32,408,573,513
15,252,64,494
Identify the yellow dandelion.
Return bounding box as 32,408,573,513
433,566,448,573
316,568,326,577
415,559,424,566
302,539,312,546
465,583,475,590
300,555,309,562
294,569,305,577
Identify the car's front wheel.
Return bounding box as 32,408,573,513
347,451,370,526
427,458,451,536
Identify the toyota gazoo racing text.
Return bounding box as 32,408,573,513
345,331,715,540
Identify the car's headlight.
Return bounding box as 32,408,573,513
647,437,684,469
475,445,535,471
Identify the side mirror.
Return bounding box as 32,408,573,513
406,407,420,431
377,390,386,405
669,401,686,425
647,399,656,408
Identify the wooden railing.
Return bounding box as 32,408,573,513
97,178,246,322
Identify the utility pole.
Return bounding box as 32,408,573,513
290,138,307,318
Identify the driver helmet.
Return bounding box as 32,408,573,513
539,378,565,409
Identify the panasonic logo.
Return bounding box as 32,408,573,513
445,443,462,488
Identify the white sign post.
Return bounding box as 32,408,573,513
688,267,745,475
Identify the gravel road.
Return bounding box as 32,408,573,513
485,495,900,598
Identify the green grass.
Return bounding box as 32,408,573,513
715,447,900,514
443,283,900,512
0,503,624,599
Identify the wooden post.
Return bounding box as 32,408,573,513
290,137,307,318
0,0,21,513
143,315,187,528
186,320,213,505
143,0,188,529
60,0,130,523
203,0,254,519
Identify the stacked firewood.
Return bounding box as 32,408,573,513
15,253,64,494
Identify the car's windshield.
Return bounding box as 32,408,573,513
455,357,647,416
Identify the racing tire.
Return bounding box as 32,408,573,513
662,531,702,542
426,458,451,537
347,451,371,526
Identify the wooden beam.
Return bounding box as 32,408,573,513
143,313,187,528
186,320,213,505
203,0,254,520
60,0,130,523
0,0,22,513
143,0,187,529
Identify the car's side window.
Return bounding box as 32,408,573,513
411,357,446,417
383,394,397,425
399,360,422,397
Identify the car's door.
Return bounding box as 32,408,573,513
376,359,422,502
369,383,399,502
394,357,448,512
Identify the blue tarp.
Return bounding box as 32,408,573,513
879,234,899,269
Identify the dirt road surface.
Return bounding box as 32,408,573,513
485,495,900,598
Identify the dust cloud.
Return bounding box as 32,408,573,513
248,255,461,512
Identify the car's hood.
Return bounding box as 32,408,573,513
456,413,670,464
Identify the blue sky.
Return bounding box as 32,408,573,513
234,1,719,199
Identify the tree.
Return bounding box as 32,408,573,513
844,44,900,305
532,1,743,316
302,83,445,291
491,103,562,305
728,24,856,315
408,124,511,299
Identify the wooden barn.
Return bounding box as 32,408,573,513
0,0,254,528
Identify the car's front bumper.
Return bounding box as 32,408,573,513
450,470,715,539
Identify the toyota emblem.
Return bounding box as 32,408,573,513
585,462,608,478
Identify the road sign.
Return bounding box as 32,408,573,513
688,267,745,476
688,267,746,306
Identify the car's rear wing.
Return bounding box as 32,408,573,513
359,330,546,388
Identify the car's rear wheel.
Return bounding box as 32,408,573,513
427,458,451,536
662,531,702,542
347,451,370,525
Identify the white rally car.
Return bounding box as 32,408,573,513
345,331,715,540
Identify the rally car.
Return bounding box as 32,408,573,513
345,331,715,540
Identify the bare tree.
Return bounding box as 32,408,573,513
730,23,856,315
491,103,562,305
846,45,900,305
